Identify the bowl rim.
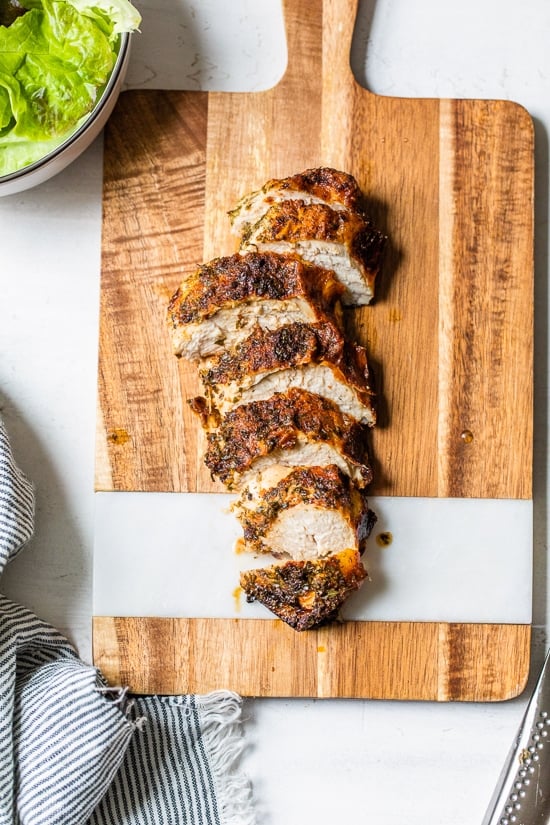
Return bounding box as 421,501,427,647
0,30,130,183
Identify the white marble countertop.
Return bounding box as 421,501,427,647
1,2,549,823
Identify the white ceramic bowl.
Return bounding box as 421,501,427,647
0,32,131,197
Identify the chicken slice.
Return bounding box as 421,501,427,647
198,321,376,425
192,388,373,491
228,167,365,236
167,252,344,360
240,548,368,631
240,200,385,306
233,464,376,559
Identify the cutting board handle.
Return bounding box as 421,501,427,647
281,0,368,96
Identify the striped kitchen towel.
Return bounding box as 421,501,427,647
0,416,255,825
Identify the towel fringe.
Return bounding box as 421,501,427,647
196,690,256,825
96,684,139,721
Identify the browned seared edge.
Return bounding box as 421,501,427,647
95,0,534,700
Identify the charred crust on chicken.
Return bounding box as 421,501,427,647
167,167,387,630
197,320,377,425
228,167,367,234
167,251,344,328
240,548,368,631
240,200,382,257
234,464,376,555
239,200,386,306
199,388,373,490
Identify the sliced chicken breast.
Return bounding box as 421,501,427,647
199,321,376,425
192,388,373,491
240,548,368,631
240,200,385,306
167,251,344,360
228,166,365,236
237,440,370,491
233,464,376,559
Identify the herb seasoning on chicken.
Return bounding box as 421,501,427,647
196,388,373,491
240,548,368,631
229,167,367,236
233,464,376,559
167,167,386,630
240,200,385,306
198,320,377,424
168,251,344,360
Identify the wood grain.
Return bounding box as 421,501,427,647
94,0,534,699
93,617,531,701
97,90,208,492
96,0,533,499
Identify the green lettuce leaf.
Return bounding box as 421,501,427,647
0,0,140,176
65,0,141,39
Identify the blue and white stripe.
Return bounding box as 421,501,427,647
0,417,254,825
91,693,255,825
0,419,34,574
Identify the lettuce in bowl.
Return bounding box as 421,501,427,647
0,0,141,176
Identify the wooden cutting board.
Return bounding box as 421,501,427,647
93,0,533,700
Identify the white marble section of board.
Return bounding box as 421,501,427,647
93,492,532,624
